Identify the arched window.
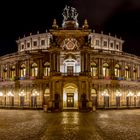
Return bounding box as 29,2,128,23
114,64,120,77
3,67,7,80
10,65,16,79
91,62,97,77
103,63,109,77
133,67,137,80
125,66,130,79
20,64,26,77
44,88,50,105
31,63,38,77
44,62,50,76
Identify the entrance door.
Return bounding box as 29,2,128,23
67,93,74,107
67,66,73,75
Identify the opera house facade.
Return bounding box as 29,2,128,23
0,6,140,111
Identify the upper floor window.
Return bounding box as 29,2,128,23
21,44,24,50
103,63,109,77
44,62,50,76
103,41,107,47
31,63,38,77
133,67,137,80
95,40,100,46
20,64,26,77
91,62,97,77
27,42,30,48
114,64,120,77
33,41,37,47
116,44,119,50
3,67,7,80
125,66,130,79
110,42,114,48
10,65,16,79
41,40,45,46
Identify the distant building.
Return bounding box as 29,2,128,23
0,6,140,111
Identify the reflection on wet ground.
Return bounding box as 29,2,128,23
0,109,140,140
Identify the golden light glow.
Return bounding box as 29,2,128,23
0,92,3,96
63,92,67,101
7,91,14,96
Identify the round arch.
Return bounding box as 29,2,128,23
63,83,78,109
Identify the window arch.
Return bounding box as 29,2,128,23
133,67,137,80
31,63,38,77
125,66,130,79
91,62,97,77
10,65,16,79
114,64,120,77
44,62,50,76
3,66,7,80
103,63,109,77
20,64,26,77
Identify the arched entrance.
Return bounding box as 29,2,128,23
63,83,78,109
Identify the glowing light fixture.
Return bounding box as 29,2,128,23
0,92,3,96
19,90,25,96
7,91,14,96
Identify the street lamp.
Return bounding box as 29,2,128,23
101,90,109,108
115,91,122,107
127,91,134,106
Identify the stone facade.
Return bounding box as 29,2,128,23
0,6,140,111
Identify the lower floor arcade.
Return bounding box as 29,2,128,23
0,79,140,110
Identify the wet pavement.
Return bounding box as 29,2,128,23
0,109,140,140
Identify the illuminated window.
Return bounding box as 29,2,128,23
133,67,137,80
20,64,26,77
10,65,16,79
3,67,7,80
114,64,120,77
44,62,50,76
125,66,130,78
103,63,109,77
31,63,38,77
91,62,97,77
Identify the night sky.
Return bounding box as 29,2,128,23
0,0,140,56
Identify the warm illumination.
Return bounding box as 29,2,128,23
31,90,39,96
127,92,134,97
63,92,66,101
19,90,25,96
74,92,78,101
101,91,109,96
0,92,3,96
7,91,14,96
116,91,122,97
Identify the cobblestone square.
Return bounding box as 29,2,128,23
0,109,140,140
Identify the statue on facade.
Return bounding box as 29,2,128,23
62,5,78,22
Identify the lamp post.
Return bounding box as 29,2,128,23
127,92,134,107
19,90,25,107
7,91,14,106
115,91,122,107
101,91,109,108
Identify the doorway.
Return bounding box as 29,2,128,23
67,93,74,107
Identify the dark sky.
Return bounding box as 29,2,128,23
0,0,140,56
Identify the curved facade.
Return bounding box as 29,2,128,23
0,6,140,110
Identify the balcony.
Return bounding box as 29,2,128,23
62,73,79,76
